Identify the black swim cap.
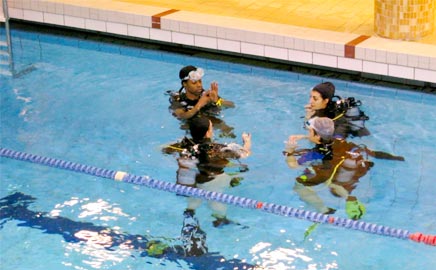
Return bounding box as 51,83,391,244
189,116,210,143
179,65,197,81
312,82,335,100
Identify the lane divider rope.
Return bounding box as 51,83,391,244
1,147,434,246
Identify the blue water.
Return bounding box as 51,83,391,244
1,24,435,270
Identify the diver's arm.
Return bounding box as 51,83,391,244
283,134,307,168
173,94,211,120
218,98,235,108
219,133,252,159
240,132,252,158
173,106,200,119
285,153,299,168
208,81,235,108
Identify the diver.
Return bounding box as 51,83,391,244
167,65,236,138
284,117,404,219
163,116,251,255
304,81,370,138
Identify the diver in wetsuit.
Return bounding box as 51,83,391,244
284,117,404,219
163,116,251,256
304,82,370,139
167,65,236,138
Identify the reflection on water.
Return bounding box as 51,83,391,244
50,197,145,268
250,241,338,270
64,236,134,269
0,192,258,270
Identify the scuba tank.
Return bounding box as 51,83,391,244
333,96,369,131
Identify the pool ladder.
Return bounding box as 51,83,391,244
0,0,14,77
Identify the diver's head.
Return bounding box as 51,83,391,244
309,82,336,110
306,117,334,144
179,65,204,97
189,116,213,143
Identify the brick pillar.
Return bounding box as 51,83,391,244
374,0,435,40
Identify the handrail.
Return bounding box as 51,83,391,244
0,147,434,246
2,0,15,74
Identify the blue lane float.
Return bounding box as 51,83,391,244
1,147,434,246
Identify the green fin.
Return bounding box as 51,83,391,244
304,223,320,240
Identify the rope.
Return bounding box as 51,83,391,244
1,147,434,246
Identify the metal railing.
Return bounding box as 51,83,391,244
1,0,15,75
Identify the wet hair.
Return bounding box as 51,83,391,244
178,65,198,92
312,82,337,118
312,82,335,100
189,116,210,143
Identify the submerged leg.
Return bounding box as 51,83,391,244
180,209,208,256
293,182,335,214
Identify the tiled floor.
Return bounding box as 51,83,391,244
119,0,435,45
3,0,436,85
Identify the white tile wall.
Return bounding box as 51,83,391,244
338,57,363,72
217,39,240,53
6,0,436,84
303,40,315,53
430,58,436,70
415,68,436,83
9,8,24,19
150,28,172,43
89,8,102,20
54,3,64,14
46,2,56,13
172,32,194,46
128,25,150,39
44,12,64,25
283,37,294,49
313,53,337,68
241,42,264,57
265,46,288,60
365,48,376,62
195,35,218,50
407,55,419,68
363,61,388,75
375,50,387,62
354,47,365,59
289,49,312,64
65,15,85,29
85,19,106,32
417,56,430,69
23,9,43,22
163,19,179,32
108,11,129,24
107,22,128,36
388,64,414,80
294,38,305,51
386,52,397,64
397,53,408,66
193,24,209,36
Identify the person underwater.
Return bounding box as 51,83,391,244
284,117,404,219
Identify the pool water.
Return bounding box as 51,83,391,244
1,23,435,270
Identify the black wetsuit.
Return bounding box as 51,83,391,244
313,105,369,139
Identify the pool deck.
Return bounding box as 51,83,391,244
3,0,436,86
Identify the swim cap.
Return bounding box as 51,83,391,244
307,117,334,140
312,82,335,100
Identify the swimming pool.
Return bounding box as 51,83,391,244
1,22,435,270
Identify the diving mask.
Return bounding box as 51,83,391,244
183,68,204,83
